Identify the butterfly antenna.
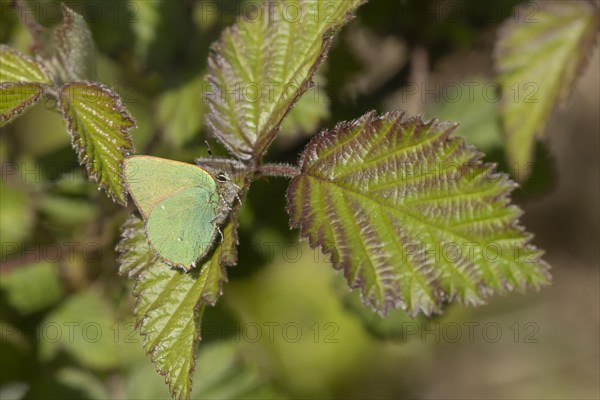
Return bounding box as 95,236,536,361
204,140,213,156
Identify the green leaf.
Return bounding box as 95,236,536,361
39,291,120,370
58,82,135,205
206,0,364,160
55,4,97,81
286,111,551,316
117,214,236,400
0,262,64,314
495,1,599,177
200,220,237,305
0,83,46,126
0,45,52,83
118,215,159,278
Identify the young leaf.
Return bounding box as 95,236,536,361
286,111,551,316
117,215,236,400
0,45,52,83
55,4,97,81
58,82,135,205
118,214,159,278
206,0,364,160
495,1,599,177
0,82,46,126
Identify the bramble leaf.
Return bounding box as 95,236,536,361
0,45,52,83
286,111,551,316
198,221,236,305
0,82,46,126
206,0,364,160
55,4,97,81
58,82,135,205
0,45,51,125
495,1,599,177
118,215,158,278
117,214,237,400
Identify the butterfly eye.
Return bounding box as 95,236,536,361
216,173,228,183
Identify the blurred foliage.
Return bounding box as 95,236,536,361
425,78,557,199
1,0,597,399
495,1,599,177
0,261,63,314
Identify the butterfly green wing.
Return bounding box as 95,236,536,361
123,155,216,218
146,186,219,268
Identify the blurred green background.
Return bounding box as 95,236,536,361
1,1,598,399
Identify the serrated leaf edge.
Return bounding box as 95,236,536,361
54,3,97,81
494,2,600,168
0,44,53,84
287,110,551,316
58,81,136,206
206,0,366,161
116,215,202,400
0,82,48,126
116,214,237,399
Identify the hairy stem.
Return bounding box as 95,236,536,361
254,163,301,179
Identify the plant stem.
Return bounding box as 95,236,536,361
254,163,301,178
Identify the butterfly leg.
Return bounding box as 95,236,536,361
215,225,224,243
229,181,242,206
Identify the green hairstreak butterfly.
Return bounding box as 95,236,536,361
123,155,238,270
